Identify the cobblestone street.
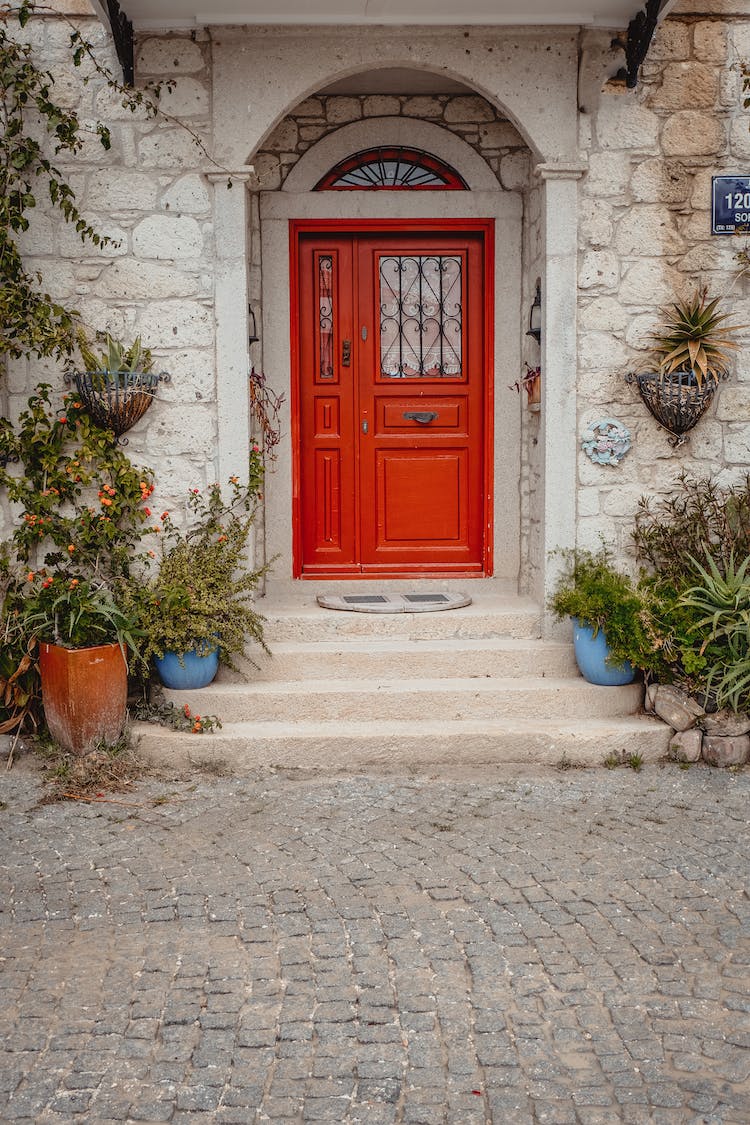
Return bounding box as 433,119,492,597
1,759,749,1124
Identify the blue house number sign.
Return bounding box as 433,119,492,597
712,176,750,234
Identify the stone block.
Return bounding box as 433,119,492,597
649,62,718,110
584,153,632,198
444,96,495,123
294,97,324,117
499,152,530,191
156,78,209,119
402,96,443,119
693,21,728,61
478,122,523,149
326,98,362,124
661,111,725,157
363,96,400,117
700,709,750,736
630,158,691,204
618,260,686,307
133,215,204,259
615,206,684,256
137,301,213,347
702,734,750,767
730,117,750,161
85,170,159,211
648,21,691,60
579,250,619,290
138,128,202,169
96,260,200,300
651,685,704,731
137,36,205,74
160,175,211,215
596,98,659,151
669,729,704,763
580,297,628,333
265,120,299,153
580,201,614,249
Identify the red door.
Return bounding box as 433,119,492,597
294,224,492,577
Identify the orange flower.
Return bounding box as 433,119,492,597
183,704,191,717
58,415,68,425
26,572,34,582
160,511,169,521
144,507,151,517
101,497,112,507
67,544,75,553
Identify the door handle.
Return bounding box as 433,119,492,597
403,411,438,424
342,339,351,367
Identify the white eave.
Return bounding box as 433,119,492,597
94,0,682,32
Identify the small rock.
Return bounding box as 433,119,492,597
699,709,750,736
669,728,703,763
702,734,750,768
644,683,657,713
652,685,704,731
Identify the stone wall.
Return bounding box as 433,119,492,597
575,1,750,562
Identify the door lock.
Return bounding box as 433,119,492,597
362,420,369,434
342,339,351,366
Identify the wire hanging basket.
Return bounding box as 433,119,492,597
65,369,170,443
628,369,718,448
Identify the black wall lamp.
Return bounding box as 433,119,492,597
248,306,259,346
526,282,542,344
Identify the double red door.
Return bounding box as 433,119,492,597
294,225,491,577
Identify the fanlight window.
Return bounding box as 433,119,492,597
315,147,467,191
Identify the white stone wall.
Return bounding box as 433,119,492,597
575,1,750,563
5,3,750,590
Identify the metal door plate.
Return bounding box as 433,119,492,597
316,593,471,614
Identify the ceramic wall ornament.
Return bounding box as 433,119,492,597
581,418,632,466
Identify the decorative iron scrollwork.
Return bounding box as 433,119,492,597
627,369,718,448
379,255,462,379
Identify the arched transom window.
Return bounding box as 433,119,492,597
315,146,468,191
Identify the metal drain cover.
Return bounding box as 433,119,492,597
316,593,471,614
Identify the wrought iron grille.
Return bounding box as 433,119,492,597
632,370,718,447
318,254,334,379
315,147,467,191
379,255,463,378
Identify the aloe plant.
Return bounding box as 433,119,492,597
643,288,744,388
75,331,154,376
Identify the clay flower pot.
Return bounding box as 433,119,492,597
39,642,127,755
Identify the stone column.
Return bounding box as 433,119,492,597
537,162,587,637
206,167,254,488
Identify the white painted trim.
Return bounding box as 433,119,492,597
259,172,522,591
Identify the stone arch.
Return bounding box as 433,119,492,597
212,28,580,170
282,118,503,195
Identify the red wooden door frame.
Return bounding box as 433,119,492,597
289,218,495,579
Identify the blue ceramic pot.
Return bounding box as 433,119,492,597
571,618,635,686
154,646,219,690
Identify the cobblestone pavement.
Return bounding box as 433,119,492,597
1,758,749,1124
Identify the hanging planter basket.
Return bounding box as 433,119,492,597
65,369,170,443
628,369,718,448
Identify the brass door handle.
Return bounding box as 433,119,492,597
403,411,438,424
342,339,351,366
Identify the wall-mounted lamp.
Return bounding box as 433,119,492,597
248,306,259,346
526,282,541,345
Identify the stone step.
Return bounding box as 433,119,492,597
258,597,541,643
131,716,671,774
230,636,578,681
160,677,644,723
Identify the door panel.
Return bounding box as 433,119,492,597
296,228,487,576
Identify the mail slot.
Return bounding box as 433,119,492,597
382,401,461,429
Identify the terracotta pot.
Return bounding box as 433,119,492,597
525,372,541,405
38,642,127,755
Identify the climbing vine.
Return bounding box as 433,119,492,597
0,1,169,363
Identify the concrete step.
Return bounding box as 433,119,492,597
162,677,644,723
231,636,578,682
131,715,672,774
258,597,541,643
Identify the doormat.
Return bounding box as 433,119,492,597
316,593,471,614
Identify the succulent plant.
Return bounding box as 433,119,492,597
642,288,744,388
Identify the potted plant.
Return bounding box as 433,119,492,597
549,547,647,686
629,287,744,445
22,572,140,754
136,454,269,690
66,331,169,440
